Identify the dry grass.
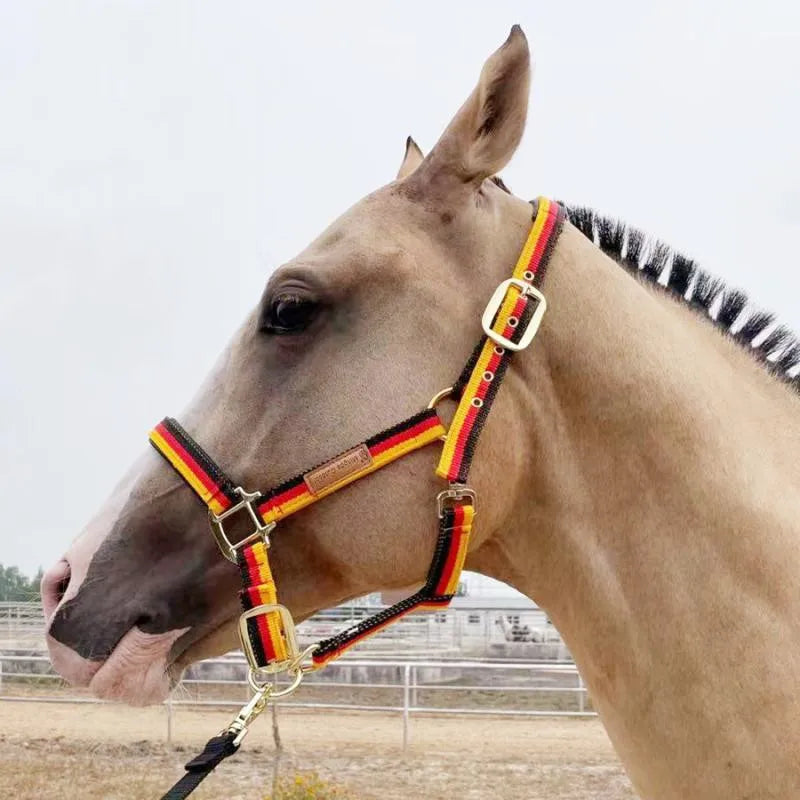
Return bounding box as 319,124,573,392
0,700,636,799
268,772,356,799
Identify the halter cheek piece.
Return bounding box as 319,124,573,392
153,198,565,800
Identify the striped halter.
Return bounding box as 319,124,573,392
153,197,565,799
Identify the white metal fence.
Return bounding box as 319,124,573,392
0,600,586,746
0,653,592,747
0,601,570,659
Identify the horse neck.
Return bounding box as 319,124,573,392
469,221,800,795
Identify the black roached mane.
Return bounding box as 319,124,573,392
563,204,800,393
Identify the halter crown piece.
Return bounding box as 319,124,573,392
152,197,565,800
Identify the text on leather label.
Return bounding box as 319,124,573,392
303,444,373,495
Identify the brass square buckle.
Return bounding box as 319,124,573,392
238,603,301,675
481,277,547,352
437,484,477,518
209,486,275,563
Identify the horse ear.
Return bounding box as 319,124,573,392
420,26,530,186
396,136,425,179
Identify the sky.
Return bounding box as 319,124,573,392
2,2,800,581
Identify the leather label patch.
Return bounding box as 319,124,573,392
303,444,373,495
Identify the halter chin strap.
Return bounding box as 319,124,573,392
153,196,564,800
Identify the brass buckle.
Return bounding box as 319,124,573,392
209,486,275,563
481,278,547,352
238,603,301,676
437,484,476,518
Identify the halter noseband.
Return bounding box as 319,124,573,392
152,197,565,799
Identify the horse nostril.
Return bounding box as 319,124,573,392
134,613,154,630
57,572,70,601
41,560,71,622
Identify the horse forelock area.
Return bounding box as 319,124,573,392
562,203,800,394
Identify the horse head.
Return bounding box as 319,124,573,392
42,27,543,704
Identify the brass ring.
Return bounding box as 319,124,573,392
269,668,305,698
247,664,304,696
427,386,455,443
291,644,321,674
427,386,454,409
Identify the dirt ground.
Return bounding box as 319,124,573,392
0,700,636,799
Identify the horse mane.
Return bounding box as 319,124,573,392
561,203,800,393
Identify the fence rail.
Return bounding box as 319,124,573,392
0,601,570,659
0,600,583,747
0,653,592,747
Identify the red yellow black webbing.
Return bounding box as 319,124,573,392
148,196,564,676
238,540,288,665
238,410,446,669
437,197,565,483
157,197,565,800
149,418,239,516
258,410,445,524
148,409,447,670
311,502,474,667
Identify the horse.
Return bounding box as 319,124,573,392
41,26,800,799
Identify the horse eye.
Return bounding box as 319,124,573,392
261,294,318,335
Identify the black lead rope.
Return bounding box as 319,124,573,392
160,732,239,800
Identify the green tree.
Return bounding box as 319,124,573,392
0,564,42,602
